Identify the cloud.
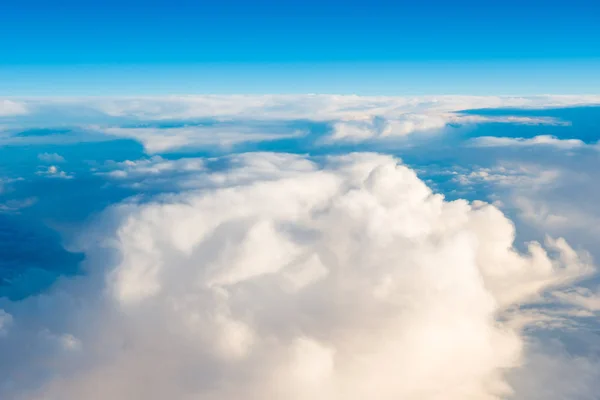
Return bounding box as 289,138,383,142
328,114,565,143
85,95,600,121
38,153,66,163
97,125,306,153
329,114,450,142
507,338,600,400
85,95,575,145
1,95,593,150
0,310,12,336
36,165,74,179
552,287,600,312
469,135,589,149
453,163,562,188
0,128,112,147
96,156,206,189
0,100,28,117
0,152,592,400
0,197,37,214
448,149,600,263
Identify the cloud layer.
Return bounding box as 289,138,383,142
2,95,597,150
84,95,600,121
0,153,592,400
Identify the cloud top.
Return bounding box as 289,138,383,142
3,152,591,400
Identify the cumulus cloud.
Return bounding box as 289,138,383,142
469,135,589,149
36,165,73,179
0,152,592,400
0,100,28,117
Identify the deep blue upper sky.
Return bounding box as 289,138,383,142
1,0,599,94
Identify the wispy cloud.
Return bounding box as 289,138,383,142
0,100,28,117
469,135,590,149
38,152,66,163
97,125,306,153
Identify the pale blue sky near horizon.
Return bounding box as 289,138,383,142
2,60,600,96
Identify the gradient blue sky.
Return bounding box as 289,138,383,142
1,0,599,95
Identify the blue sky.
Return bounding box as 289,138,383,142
1,0,599,95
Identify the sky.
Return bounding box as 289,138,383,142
1,0,599,95
2,2,600,400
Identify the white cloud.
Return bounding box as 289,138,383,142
85,95,600,121
469,135,589,149
2,95,594,149
454,156,600,260
0,153,592,400
38,152,66,163
97,125,306,153
454,163,562,188
329,114,565,142
0,100,28,117
96,156,207,190
329,114,450,142
104,156,205,178
36,165,74,179
86,95,577,145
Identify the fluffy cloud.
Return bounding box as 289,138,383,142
0,153,592,400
